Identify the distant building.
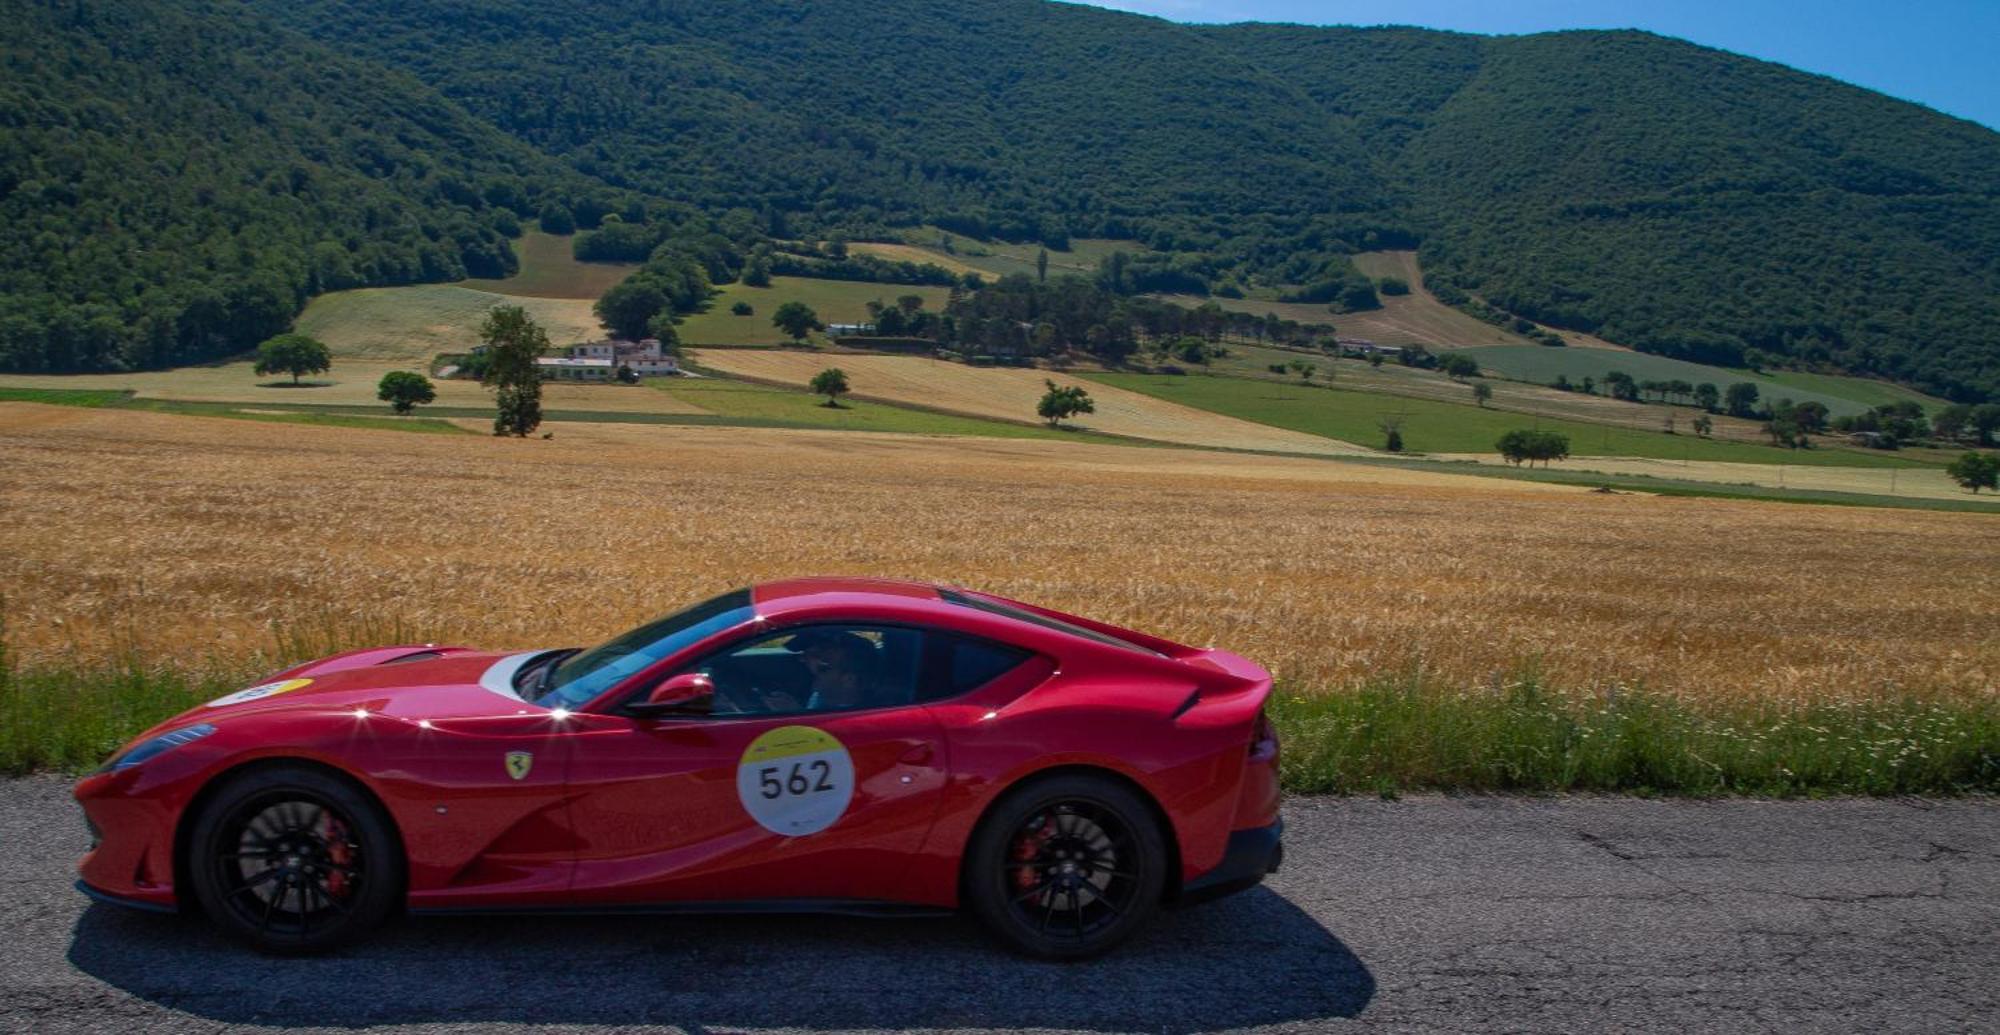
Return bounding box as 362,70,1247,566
826,322,873,336
536,338,680,381
1335,337,1403,356
535,356,614,381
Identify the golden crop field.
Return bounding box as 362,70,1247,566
3,402,1995,707
690,350,1374,456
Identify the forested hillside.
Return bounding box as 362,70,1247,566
6,0,1998,400
1222,27,2000,403
0,0,614,372
255,0,1398,251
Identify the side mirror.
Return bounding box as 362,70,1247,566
626,672,714,718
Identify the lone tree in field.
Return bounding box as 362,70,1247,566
1439,353,1479,381
772,301,823,342
1497,429,1572,467
479,305,548,438
1692,414,1714,438
253,333,331,386
1037,380,1095,427
1472,381,1493,407
1377,415,1405,452
810,367,850,408
1946,452,2000,494
731,301,754,316
376,371,436,415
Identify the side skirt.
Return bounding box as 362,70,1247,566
408,898,955,920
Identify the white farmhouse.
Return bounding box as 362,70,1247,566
536,338,681,381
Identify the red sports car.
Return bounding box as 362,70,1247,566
74,578,1282,958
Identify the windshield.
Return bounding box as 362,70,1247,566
536,590,755,709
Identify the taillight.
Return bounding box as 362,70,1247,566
1250,708,1278,761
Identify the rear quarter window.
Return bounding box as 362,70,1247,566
915,633,1035,701
947,638,1032,695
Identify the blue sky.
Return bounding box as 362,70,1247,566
1075,0,2000,131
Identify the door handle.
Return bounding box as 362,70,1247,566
898,743,934,765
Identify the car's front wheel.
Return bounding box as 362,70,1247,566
186,764,403,954
964,773,1168,959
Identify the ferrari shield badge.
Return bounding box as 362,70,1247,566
504,751,534,781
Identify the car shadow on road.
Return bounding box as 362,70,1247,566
68,887,1372,1030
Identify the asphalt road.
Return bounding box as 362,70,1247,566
2,776,1995,1034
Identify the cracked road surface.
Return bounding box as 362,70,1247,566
3,777,1995,1033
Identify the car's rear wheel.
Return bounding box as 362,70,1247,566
186,765,402,954
964,773,1167,959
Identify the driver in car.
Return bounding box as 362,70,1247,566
789,630,882,711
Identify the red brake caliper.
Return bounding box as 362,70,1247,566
1011,815,1054,893
319,813,354,897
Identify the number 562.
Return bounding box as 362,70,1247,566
758,760,835,799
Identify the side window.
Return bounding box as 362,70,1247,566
681,625,925,717
920,634,1034,702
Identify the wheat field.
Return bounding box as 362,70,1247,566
2,402,1994,707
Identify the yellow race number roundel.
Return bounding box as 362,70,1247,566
206,678,313,708
737,725,855,837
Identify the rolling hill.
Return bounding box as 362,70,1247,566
0,0,625,374
6,0,1998,402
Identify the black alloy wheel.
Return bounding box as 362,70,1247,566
966,773,1166,959
187,765,402,954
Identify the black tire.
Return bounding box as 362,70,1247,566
964,772,1168,960
186,764,403,955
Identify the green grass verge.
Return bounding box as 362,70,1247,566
5,640,1992,795
1087,371,1930,468
1271,679,1998,796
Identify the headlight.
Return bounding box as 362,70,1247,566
98,723,217,773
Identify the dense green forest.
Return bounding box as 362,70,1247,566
1258,28,2000,400
0,0,702,372
5,0,1998,400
